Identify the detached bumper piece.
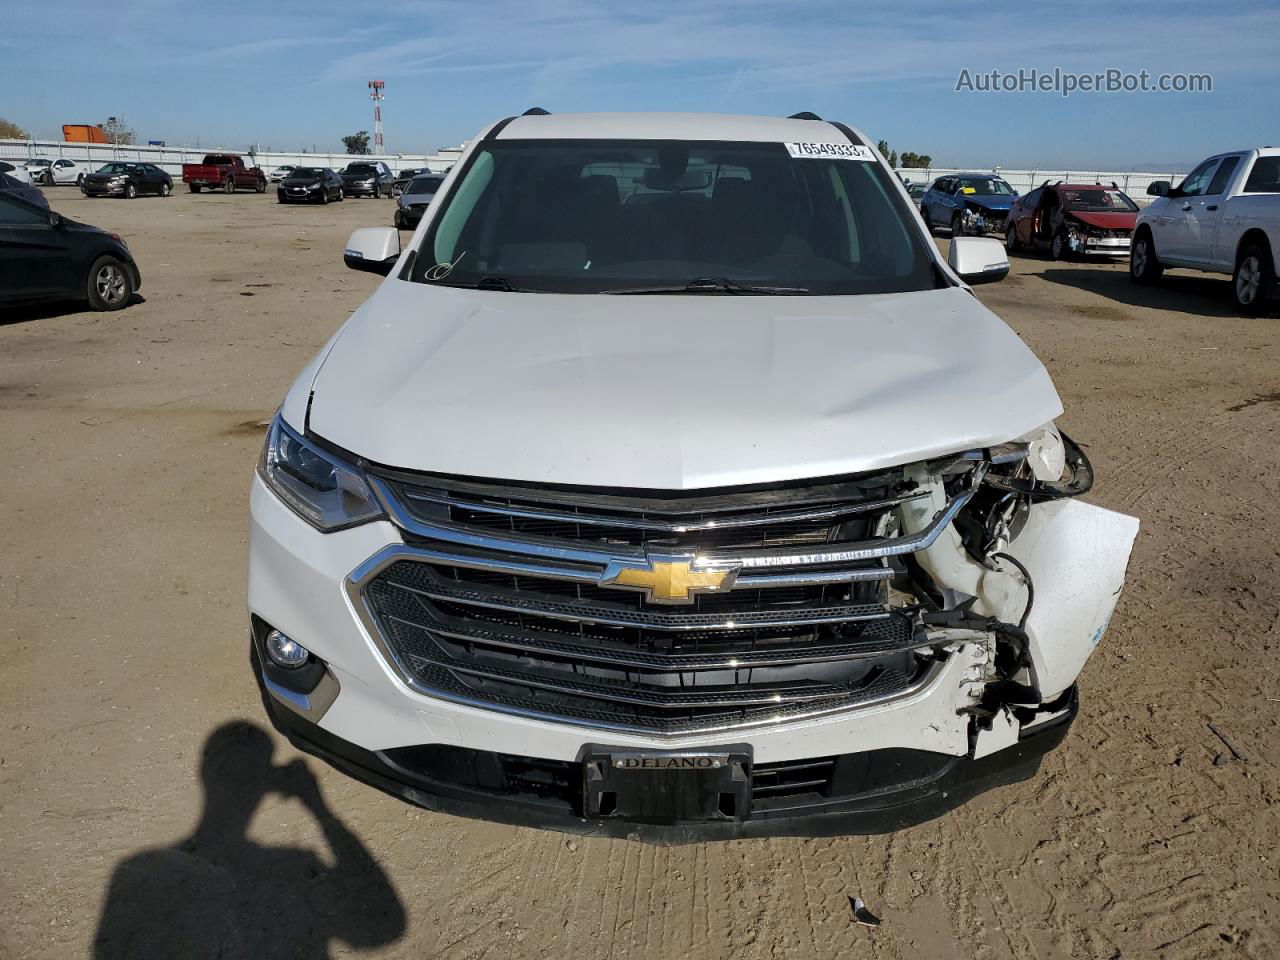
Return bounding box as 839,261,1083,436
258,671,1077,843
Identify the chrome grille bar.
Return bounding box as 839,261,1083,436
368,473,977,580
396,486,927,533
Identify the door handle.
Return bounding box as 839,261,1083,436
1182,204,1192,211
1206,204,1218,211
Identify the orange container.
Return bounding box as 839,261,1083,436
62,124,108,144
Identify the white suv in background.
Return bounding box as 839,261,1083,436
1132,147,1280,312
248,110,1138,841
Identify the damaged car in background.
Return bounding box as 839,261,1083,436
248,110,1139,841
921,172,1019,237
1006,181,1139,260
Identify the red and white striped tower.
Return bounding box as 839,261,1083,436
368,80,385,153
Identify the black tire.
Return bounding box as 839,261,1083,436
1233,243,1274,315
1006,222,1021,254
76,173,84,187
124,182,137,199
320,189,329,205
335,189,343,202
1050,229,1068,261
86,255,134,311
277,197,286,204
255,178,267,194
373,184,382,199
190,184,201,193
951,213,964,238
160,181,171,197
1129,230,1163,285
223,177,235,194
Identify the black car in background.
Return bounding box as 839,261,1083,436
393,173,446,228
0,190,141,311
277,167,344,204
340,161,395,198
392,166,429,194
81,162,173,199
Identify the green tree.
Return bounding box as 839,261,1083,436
889,150,899,168
342,131,371,155
0,117,29,139
899,152,933,169
876,139,890,158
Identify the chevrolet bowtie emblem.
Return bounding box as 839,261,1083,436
600,553,741,605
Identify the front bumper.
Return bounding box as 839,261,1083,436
248,474,1087,839
1076,238,1131,256
82,183,126,196
257,650,1075,842
343,182,380,195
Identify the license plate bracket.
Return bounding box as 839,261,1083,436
580,745,753,822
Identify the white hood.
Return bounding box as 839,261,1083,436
302,279,1062,490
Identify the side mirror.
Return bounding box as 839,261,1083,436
343,227,400,276
48,212,63,228
1146,180,1171,197
947,236,1009,285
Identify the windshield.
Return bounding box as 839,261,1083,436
97,163,129,175
413,138,938,295
1061,188,1137,212
406,175,444,194
28,159,51,167
346,164,376,175
291,167,326,178
955,177,1014,196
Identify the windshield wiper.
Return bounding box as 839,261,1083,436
428,275,522,291
605,276,810,295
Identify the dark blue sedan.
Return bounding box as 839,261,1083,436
920,173,1018,236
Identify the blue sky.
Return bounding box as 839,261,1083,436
3,0,1275,169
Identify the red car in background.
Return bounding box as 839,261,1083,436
1005,181,1139,259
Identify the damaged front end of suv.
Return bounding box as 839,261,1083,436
897,427,1136,757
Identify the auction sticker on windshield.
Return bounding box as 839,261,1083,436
784,142,875,161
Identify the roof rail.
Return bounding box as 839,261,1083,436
788,111,823,120
522,107,550,116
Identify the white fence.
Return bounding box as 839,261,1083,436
892,166,1186,198
2,137,1187,197
0,138,462,177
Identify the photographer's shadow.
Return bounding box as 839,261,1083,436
93,722,406,959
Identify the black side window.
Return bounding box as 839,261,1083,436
0,194,50,225
1243,156,1280,193
1022,187,1042,208
1206,156,1240,196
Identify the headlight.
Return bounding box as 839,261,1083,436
308,182,321,190
258,415,383,531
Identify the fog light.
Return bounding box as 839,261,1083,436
265,629,310,669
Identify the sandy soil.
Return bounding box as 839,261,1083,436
1,186,1277,960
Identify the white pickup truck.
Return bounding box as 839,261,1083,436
1131,147,1280,312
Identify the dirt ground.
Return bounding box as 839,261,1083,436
2,186,1277,960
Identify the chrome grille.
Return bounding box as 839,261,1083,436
351,465,974,734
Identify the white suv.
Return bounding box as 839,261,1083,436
249,111,1138,840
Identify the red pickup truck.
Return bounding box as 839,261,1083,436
182,154,267,194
